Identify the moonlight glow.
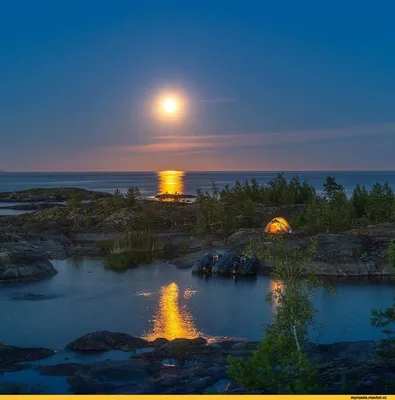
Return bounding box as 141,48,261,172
163,98,177,114
152,91,188,122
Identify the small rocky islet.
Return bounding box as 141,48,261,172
1,186,395,393
1,331,392,394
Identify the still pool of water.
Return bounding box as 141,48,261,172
0,202,31,216
1,257,394,350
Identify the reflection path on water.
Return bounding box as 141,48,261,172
143,282,201,341
269,280,283,310
1,258,394,349
157,170,184,195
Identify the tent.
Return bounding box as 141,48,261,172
265,217,292,234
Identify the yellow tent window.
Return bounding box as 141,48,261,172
265,217,292,234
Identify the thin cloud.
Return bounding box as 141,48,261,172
200,97,236,103
105,122,395,157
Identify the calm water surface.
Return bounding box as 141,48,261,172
1,171,395,197
1,257,393,350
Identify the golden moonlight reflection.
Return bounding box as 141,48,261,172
269,279,283,309
158,170,184,196
142,282,201,341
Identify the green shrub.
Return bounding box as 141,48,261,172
323,176,344,200
104,252,140,270
194,173,395,236
365,182,395,223
233,236,327,394
111,230,162,254
305,191,353,234
351,183,368,218
112,189,125,210
125,186,142,206
292,212,307,228
136,203,166,231
96,240,113,253
66,193,83,209
228,333,320,394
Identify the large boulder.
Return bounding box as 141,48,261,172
66,331,150,352
0,254,57,283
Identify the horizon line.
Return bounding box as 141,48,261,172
2,169,395,173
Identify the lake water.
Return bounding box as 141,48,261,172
1,171,395,198
2,170,395,216
1,257,393,351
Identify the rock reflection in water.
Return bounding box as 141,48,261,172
143,282,201,341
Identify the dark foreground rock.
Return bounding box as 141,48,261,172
0,255,57,284
0,345,55,372
34,338,395,394
66,331,150,352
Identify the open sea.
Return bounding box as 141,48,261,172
1,171,395,197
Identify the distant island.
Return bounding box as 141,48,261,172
155,192,196,201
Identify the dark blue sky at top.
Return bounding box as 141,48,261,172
1,0,395,171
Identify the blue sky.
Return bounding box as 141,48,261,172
1,0,394,171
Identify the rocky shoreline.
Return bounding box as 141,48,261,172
0,188,394,393
1,331,392,394
0,187,394,283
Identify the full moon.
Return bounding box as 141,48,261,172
163,98,177,113
152,90,188,122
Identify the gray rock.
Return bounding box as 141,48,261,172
257,232,393,276
66,331,150,352
160,337,207,349
0,345,55,371
149,338,169,347
0,256,57,284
